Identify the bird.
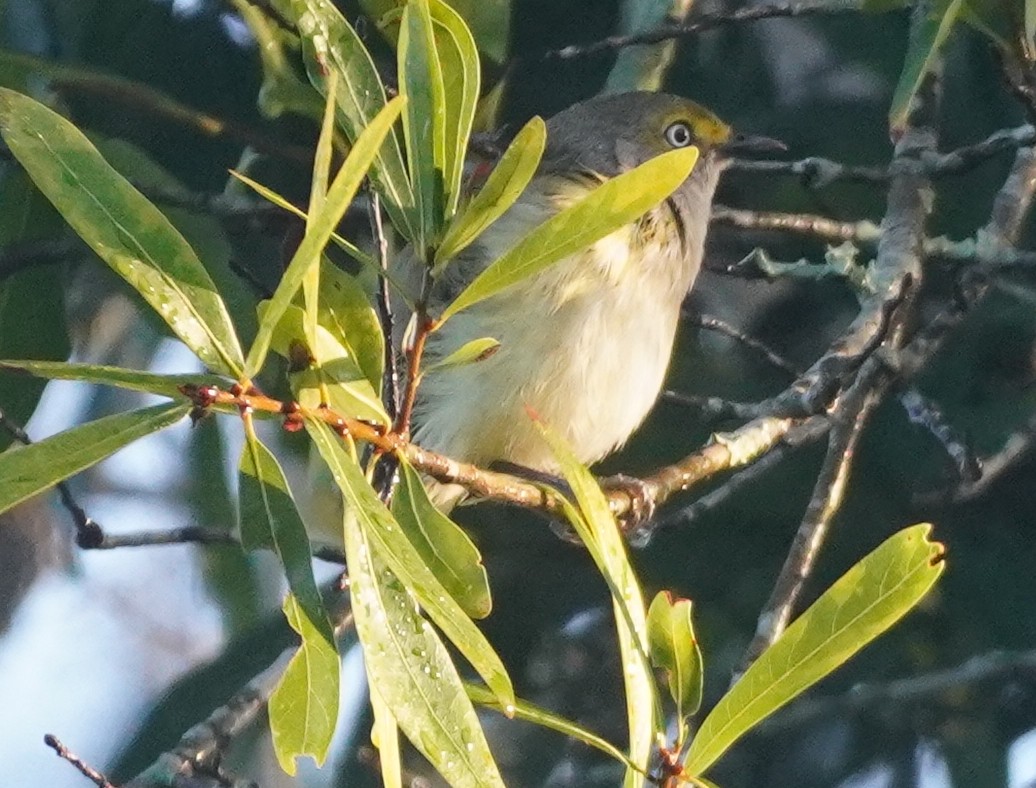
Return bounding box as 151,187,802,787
402,91,782,513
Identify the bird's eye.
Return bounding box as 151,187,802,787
664,121,693,148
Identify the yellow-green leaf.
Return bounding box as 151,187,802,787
686,524,946,777
436,116,546,266
0,402,190,516
0,88,245,377
244,96,405,378
440,145,699,322
392,459,492,618
647,591,704,724
426,337,500,372
536,421,655,787
0,360,225,399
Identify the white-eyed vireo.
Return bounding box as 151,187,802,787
404,91,782,510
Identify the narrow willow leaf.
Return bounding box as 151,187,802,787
278,0,417,238
244,96,405,378
399,0,447,251
258,302,388,425
888,0,964,134
343,505,505,788
647,591,704,723
428,0,480,217
319,261,385,393
0,360,225,399
0,89,245,376
304,69,340,352
686,524,946,776
370,686,403,788
436,116,546,266
392,459,492,619
270,594,341,774
536,421,655,788
357,0,510,64
425,337,500,373
228,170,377,270
307,420,514,706
0,402,189,516
238,434,339,772
440,145,699,322
466,683,639,773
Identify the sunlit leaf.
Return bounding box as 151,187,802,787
238,433,340,772
0,402,190,516
439,146,699,322
435,116,546,266
269,594,341,774
370,686,403,788
425,337,500,372
319,261,385,393
0,360,225,399
647,591,703,725
888,0,964,135
466,683,639,773
341,498,506,787
276,0,417,239
244,96,405,378
428,0,481,218
399,0,447,252
536,421,655,788
392,459,492,618
258,302,388,425
307,420,514,708
0,88,245,376
686,524,946,776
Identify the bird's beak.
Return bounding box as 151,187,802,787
720,132,787,156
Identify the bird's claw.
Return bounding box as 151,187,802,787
601,473,657,545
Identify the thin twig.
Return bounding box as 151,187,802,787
44,735,115,788
542,0,861,61
369,190,399,420
0,407,102,546
739,18,940,669
684,310,803,376
759,648,1036,733
124,590,354,788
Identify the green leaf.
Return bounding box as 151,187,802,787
278,0,417,239
0,402,190,516
269,594,341,774
888,0,964,135
536,421,656,788
228,169,378,271
426,337,500,372
647,591,704,724
399,0,447,252
392,459,492,618
428,0,481,218
358,0,510,64
342,502,505,787
244,96,405,379
686,524,946,777
238,434,340,772
0,88,245,377
435,116,546,266
0,360,225,399
439,145,700,322
306,420,514,707
466,683,639,773
258,301,388,425
319,261,385,393
370,686,404,788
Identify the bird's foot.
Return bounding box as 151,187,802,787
600,473,657,547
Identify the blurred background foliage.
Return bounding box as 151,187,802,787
0,0,1035,786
